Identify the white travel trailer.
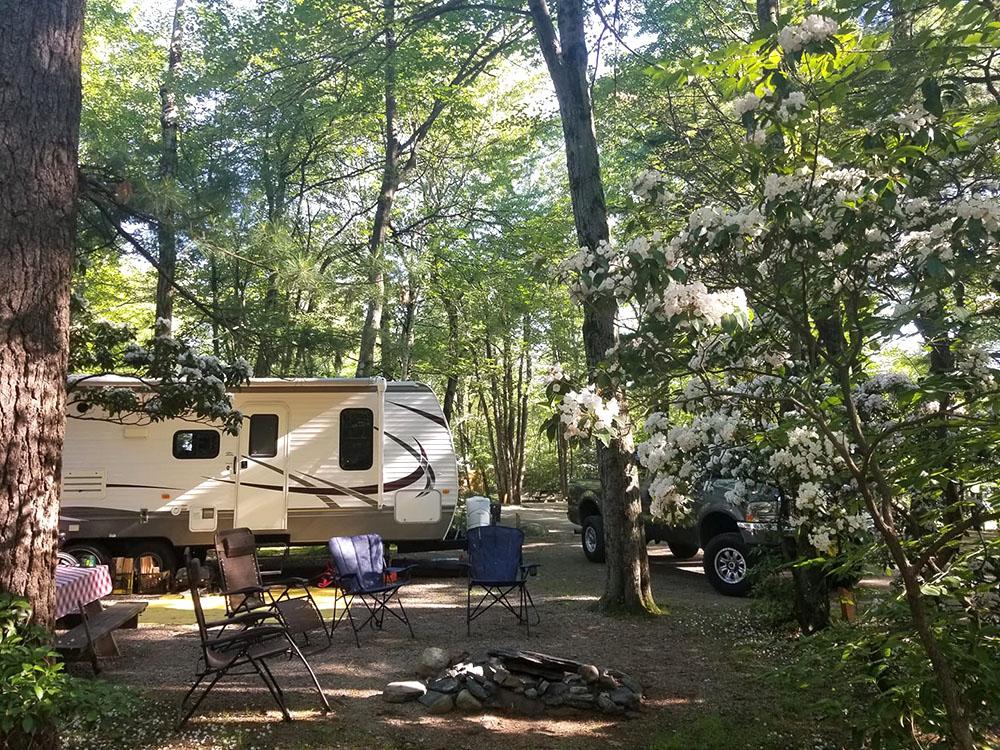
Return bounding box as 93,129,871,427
59,377,459,570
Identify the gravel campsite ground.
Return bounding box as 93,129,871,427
67,504,841,750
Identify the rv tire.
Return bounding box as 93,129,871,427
64,542,112,570
128,540,179,574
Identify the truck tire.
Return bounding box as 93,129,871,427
582,515,606,563
667,541,700,560
703,532,751,596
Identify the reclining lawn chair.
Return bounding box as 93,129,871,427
178,558,330,728
466,525,540,635
327,534,415,647
214,528,330,650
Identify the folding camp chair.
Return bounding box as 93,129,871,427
214,528,330,650
466,525,540,635
178,559,330,728
327,534,415,647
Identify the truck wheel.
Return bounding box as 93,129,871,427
582,515,606,563
703,532,750,596
64,542,111,570
667,541,700,560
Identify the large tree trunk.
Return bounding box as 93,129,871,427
357,0,399,377
528,0,655,613
0,0,85,632
154,0,185,337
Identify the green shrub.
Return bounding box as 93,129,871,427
0,593,146,748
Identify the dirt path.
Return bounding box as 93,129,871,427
88,505,792,750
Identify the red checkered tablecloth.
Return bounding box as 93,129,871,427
54,565,113,620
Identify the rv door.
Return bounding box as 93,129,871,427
234,404,289,531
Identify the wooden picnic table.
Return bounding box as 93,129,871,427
54,564,147,671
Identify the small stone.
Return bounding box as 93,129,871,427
428,677,461,694
537,679,549,695
382,681,427,703
419,691,455,714
524,688,538,699
455,689,482,712
598,693,625,715
578,664,600,683
565,673,582,683
418,647,450,676
565,693,596,708
500,673,523,689
569,685,590,695
493,666,510,684
598,673,619,690
610,687,640,709
620,675,642,696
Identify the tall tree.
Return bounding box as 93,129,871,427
527,0,655,613
154,0,185,336
0,0,86,630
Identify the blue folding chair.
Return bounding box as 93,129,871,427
327,534,415,647
466,525,540,635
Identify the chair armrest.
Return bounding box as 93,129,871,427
385,565,416,583
205,609,279,630
521,563,540,577
220,585,267,597
209,624,286,648
266,576,310,589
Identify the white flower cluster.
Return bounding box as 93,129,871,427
559,239,636,301
954,195,1000,232
763,171,809,201
732,92,762,117
647,281,749,328
558,385,621,439
890,106,937,135
958,347,997,392
852,371,914,419
777,14,839,54
539,363,568,392
633,170,674,205
777,91,807,120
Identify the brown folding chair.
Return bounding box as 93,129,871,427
178,559,330,728
214,528,330,651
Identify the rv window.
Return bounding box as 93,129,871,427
173,430,220,459
340,408,374,471
248,414,279,457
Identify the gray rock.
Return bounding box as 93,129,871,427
568,685,591,695
428,677,461,694
524,688,538,699
537,679,549,695
418,647,451,676
597,693,625,715
619,675,642,696
419,691,455,714
455,689,483,712
493,666,510,684
466,680,490,701
610,687,640,709
543,682,568,707
383,681,427,703
578,664,600,683
598,671,619,690
500,672,523,689
565,693,596,708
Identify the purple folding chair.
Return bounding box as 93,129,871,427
327,534,415,647
466,525,540,635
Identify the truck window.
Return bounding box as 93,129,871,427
340,408,374,470
173,430,220,459
248,414,279,457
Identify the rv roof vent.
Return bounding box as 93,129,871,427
63,471,107,500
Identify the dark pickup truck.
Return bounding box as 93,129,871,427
567,478,780,596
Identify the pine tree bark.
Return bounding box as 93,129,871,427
528,0,655,613
0,0,85,631
155,0,185,336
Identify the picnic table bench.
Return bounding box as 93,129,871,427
53,564,147,674
55,601,148,673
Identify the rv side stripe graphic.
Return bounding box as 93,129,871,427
387,400,448,428
244,457,344,508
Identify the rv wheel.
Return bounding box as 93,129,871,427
64,542,111,570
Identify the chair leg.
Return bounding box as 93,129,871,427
250,656,291,722
177,669,225,730
286,636,331,712
395,591,415,639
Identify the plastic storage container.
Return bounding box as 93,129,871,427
466,495,492,531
